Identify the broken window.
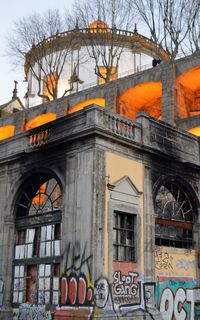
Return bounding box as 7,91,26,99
113,211,136,262
155,182,196,248
13,176,62,307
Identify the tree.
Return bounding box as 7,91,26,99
129,0,200,61
71,0,134,83
7,9,74,101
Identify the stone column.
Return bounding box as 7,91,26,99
161,62,176,126
143,165,155,280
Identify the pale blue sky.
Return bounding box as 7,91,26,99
0,0,73,105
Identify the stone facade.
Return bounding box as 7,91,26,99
0,53,200,319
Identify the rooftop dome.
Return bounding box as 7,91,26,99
89,19,110,32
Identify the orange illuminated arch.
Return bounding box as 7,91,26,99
0,125,15,141
67,98,105,115
176,67,200,118
118,82,162,120
188,127,200,137
25,113,56,131
177,67,200,92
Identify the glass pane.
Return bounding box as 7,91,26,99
39,242,45,257
46,225,52,240
53,291,59,304
45,278,50,290
15,245,25,259
53,277,59,290
39,264,45,276
45,291,50,304
27,229,35,243
39,278,45,290
19,279,24,290
54,240,60,256
118,246,125,261
14,279,20,291
18,291,23,303
41,227,46,241
46,242,51,256
126,246,134,261
26,244,33,258
20,266,24,277
13,291,18,303
14,266,19,277
126,215,134,229
126,231,134,244
45,265,51,276
120,230,126,244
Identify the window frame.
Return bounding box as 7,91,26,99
113,211,136,263
154,182,196,249
13,212,61,307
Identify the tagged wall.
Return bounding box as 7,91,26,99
155,246,200,320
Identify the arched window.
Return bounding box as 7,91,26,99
154,181,196,248
13,175,62,307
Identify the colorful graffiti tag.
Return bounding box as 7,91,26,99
157,279,200,320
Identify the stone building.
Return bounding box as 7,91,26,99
0,40,200,319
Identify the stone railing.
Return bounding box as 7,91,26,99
29,128,50,148
107,114,135,140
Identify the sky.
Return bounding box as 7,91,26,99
0,0,73,105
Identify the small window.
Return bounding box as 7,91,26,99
113,211,135,262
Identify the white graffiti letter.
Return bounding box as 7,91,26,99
160,288,173,320
174,288,187,320
186,289,195,320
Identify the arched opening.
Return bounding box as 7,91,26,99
0,125,15,140
25,113,56,131
188,126,200,136
13,172,62,308
176,66,200,118
118,82,162,120
67,98,105,115
154,179,197,249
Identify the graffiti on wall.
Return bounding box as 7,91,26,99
155,246,200,320
155,250,173,271
157,279,200,320
0,279,4,307
113,271,139,306
17,303,46,320
62,241,92,275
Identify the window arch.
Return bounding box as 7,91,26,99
13,173,62,307
154,179,197,249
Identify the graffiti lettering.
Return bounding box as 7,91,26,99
155,249,173,270
159,285,200,320
113,271,138,297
